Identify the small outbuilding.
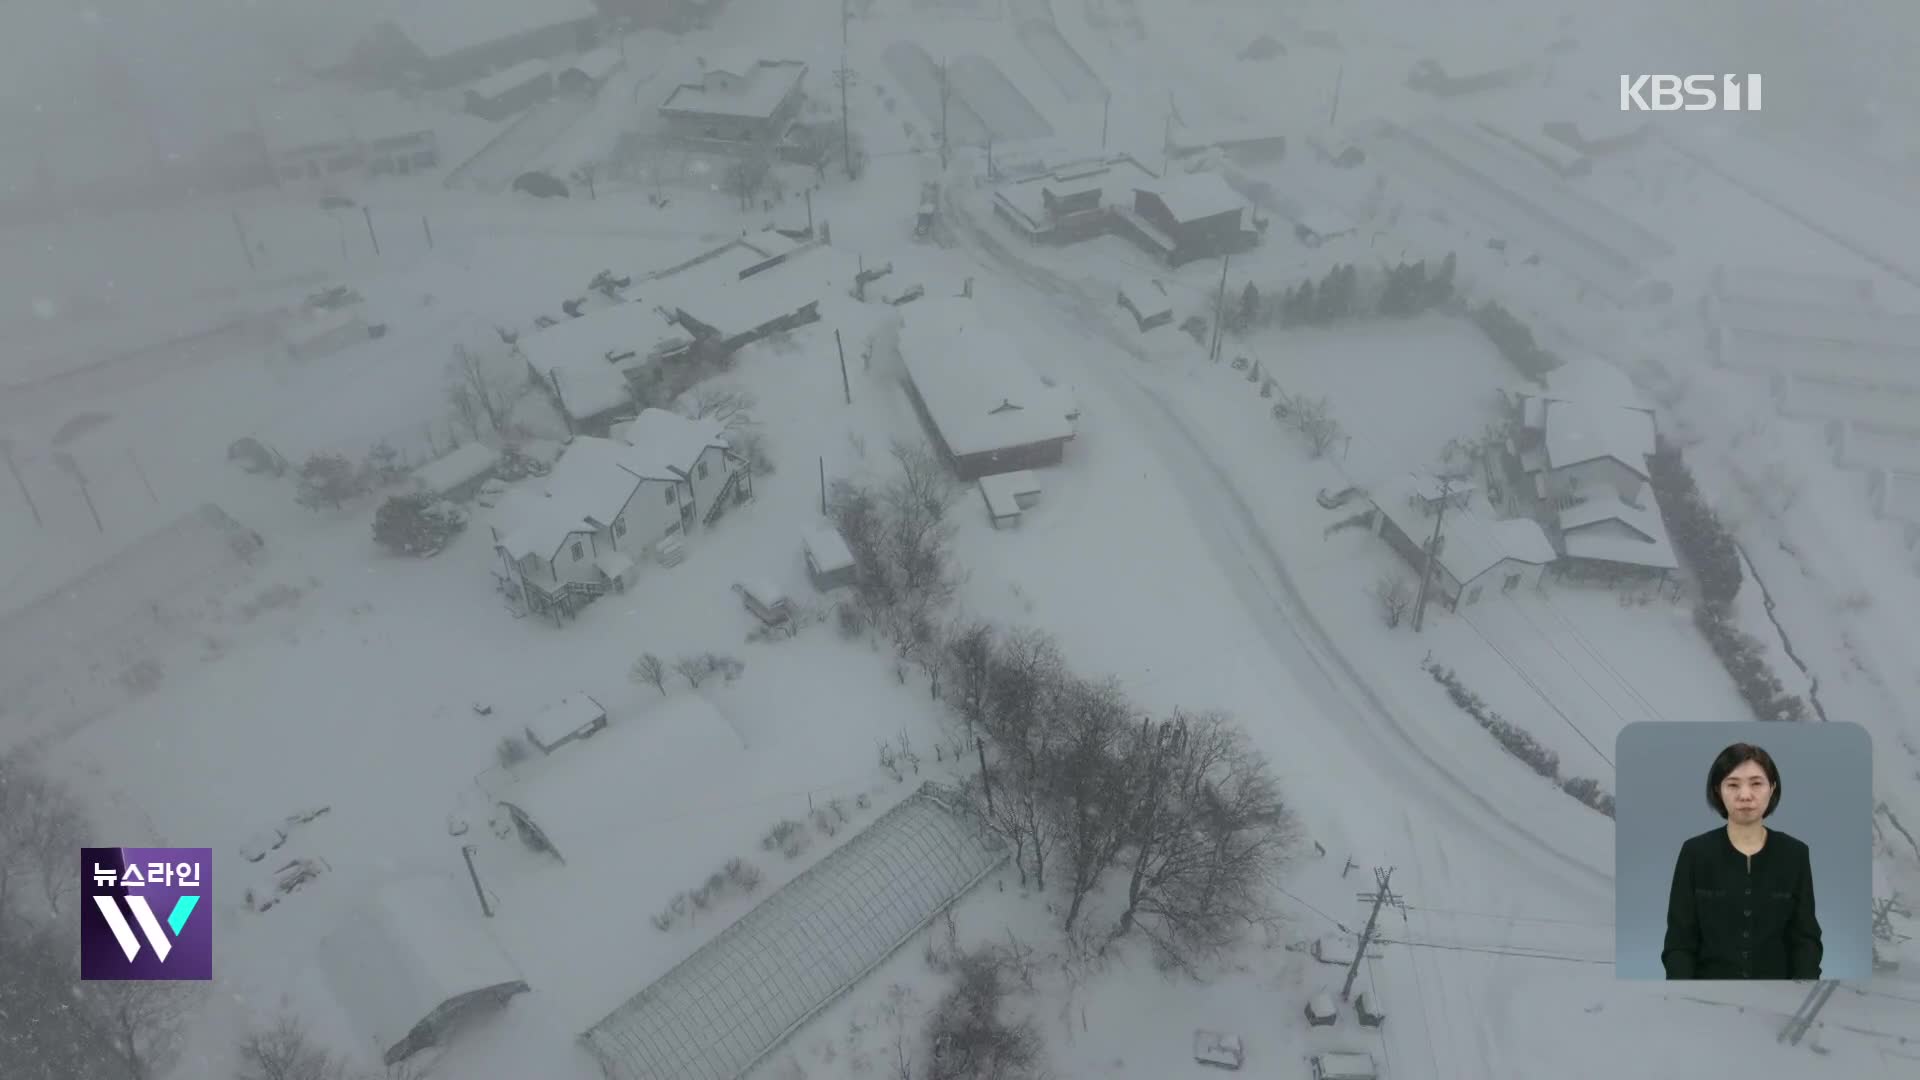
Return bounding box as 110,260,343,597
464,61,555,122
1305,991,1338,1027
978,470,1041,530
523,693,608,755
1355,991,1386,1028
735,580,791,625
1193,1029,1246,1069
802,526,857,591
411,443,500,502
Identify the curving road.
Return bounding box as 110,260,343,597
945,186,1609,895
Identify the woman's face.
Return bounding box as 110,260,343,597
1720,760,1773,824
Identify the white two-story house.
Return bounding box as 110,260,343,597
490,410,752,622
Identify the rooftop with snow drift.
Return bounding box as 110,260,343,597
467,59,555,100
661,55,807,120
493,419,727,563
410,442,499,496
1372,474,1556,584
1141,170,1248,224
581,784,1006,1080
517,304,675,422
1557,496,1678,570
898,300,1076,458
317,873,528,1066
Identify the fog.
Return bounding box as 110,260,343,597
4,2,1920,1079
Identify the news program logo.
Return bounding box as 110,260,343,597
80,848,212,981
1620,74,1763,112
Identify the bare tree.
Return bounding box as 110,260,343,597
945,620,999,809
0,916,123,1079
984,630,1064,890
450,343,522,435
883,441,961,601
1046,677,1135,932
1112,713,1297,959
0,750,92,918
924,951,1043,1080
76,978,197,1080
724,156,772,212
237,1015,345,1080
1292,396,1344,458
630,653,668,695
1373,574,1413,628
678,385,759,429
673,655,708,688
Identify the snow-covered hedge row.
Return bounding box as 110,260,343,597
1421,659,1616,818
1469,299,1557,381
1647,443,1808,723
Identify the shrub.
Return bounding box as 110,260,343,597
1470,300,1557,380
372,493,467,556
762,819,810,859
836,601,866,638
496,736,532,769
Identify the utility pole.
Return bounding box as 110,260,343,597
1328,63,1344,128
362,205,380,255
0,438,42,527
128,448,157,504
231,210,257,272
1101,90,1110,150
939,59,951,171
805,187,814,234
836,329,851,404
53,451,102,533
1341,867,1402,1002
461,844,493,917
819,456,828,515
1207,254,1231,362
1410,476,1454,632
1777,980,1838,1046
837,56,855,179
422,214,434,249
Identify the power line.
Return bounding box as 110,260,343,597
1456,608,1614,768
1372,936,1614,965
1401,904,1614,928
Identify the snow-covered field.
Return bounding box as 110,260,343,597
7,1,1920,1079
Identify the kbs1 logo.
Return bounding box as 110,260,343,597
1619,74,1763,112
80,848,212,981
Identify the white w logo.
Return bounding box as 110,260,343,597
93,894,195,963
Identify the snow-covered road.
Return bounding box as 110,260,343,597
942,180,1615,1078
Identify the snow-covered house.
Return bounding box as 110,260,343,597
1515,396,1657,507
464,60,555,122
899,299,1077,481
1124,171,1253,265
356,0,599,89
802,525,856,591
490,415,749,621
1556,495,1678,577
410,442,499,501
1368,474,1557,610
642,239,841,353
658,53,808,145
990,155,1161,242
316,874,529,1067
516,303,671,436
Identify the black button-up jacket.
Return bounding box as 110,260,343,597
1662,827,1821,980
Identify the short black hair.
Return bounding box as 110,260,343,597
1706,743,1782,819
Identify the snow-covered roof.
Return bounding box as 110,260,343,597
1774,376,1920,435
899,300,1076,458
1537,356,1650,412
411,443,499,495
1294,205,1356,237
644,242,842,339
1712,265,1876,312
1142,170,1246,224
317,874,526,1064
499,695,745,858
978,474,1024,519
1558,494,1678,569
1313,1052,1378,1077
519,306,661,422
660,57,806,120
1836,424,1920,474
582,784,1006,1080
565,46,624,82
386,0,599,62
1558,496,1659,537
525,693,606,748
494,438,639,561
466,59,554,101
1371,475,1555,584
1542,399,1654,476
619,408,729,479
1718,330,1920,392
802,526,855,573
1712,295,1920,352
741,579,788,607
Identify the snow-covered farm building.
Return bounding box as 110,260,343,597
410,442,500,501
515,301,676,436
992,155,1257,265
1708,292,1920,393
558,46,625,96
464,60,556,122
641,235,844,354
1367,474,1557,609
898,299,1077,481
658,53,808,146
579,783,1006,1080
316,874,529,1067
1368,115,1674,305
1554,495,1678,578
350,0,600,89
1710,265,1877,312
489,412,751,622
1514,395,1658,507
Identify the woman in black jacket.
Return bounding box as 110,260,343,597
1663,743,1822,979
